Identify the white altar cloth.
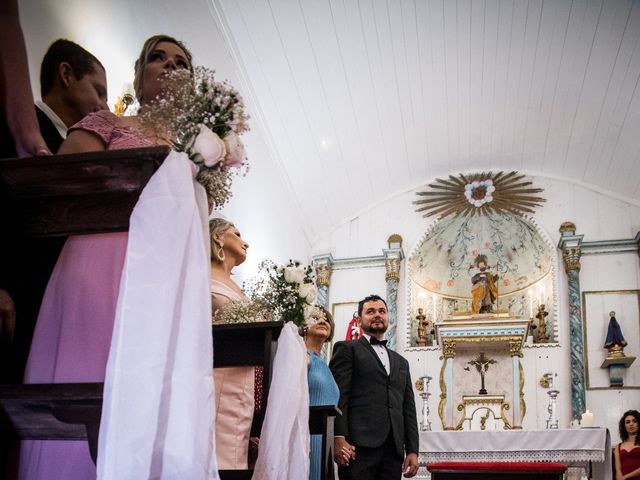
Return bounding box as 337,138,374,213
419,428,611,480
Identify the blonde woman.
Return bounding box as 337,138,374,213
210,217,257,469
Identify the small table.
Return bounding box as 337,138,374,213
419,428,611,480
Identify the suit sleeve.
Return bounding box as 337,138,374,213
329,341,353,438
402,359,419,454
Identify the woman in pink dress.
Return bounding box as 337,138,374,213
18,34,194,480
209,217,259,469
615,409,640,480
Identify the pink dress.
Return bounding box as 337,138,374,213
19,111,154,480
211,279,255,470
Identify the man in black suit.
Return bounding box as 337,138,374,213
330,294,419,479
36,38,108,152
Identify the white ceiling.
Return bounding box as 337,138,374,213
212,0,640,242
19,0,640,245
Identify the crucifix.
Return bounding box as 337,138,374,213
466,352,496,395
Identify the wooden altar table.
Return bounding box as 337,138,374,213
419,428,611,480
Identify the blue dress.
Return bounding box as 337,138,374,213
308,350,340,480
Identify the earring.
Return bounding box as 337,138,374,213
213,241,225,262
298,325,309,337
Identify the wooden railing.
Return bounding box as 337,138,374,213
0,148,338,479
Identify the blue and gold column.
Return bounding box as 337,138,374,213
313,254,333,311
384,235,404,351
557,222,586,420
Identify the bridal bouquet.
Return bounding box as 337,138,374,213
247,260,318,327
140,66,250,208
213,259,317,326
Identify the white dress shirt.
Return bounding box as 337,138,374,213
35,100,68,139
364,334,390,375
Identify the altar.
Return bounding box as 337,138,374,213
418,428,611,479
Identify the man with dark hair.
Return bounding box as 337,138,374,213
330,294,419,479
36,38,108,152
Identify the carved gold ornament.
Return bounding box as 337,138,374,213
414,171,545,219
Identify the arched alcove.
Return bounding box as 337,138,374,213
406,212,558,348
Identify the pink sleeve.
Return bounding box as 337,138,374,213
68,110,118,146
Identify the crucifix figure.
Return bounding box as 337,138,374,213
466,352,496,395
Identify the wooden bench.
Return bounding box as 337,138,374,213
427,461,567,480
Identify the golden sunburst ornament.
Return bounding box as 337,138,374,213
414,171,545,219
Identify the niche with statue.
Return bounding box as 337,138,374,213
407,212,558,347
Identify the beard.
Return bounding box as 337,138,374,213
363,318,388,335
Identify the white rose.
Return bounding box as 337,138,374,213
223,131,246,167
298,283,316,304
191,125,226,167
284,265,305,284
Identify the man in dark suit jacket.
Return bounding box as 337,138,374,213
36,38,108,152
330,294,419,479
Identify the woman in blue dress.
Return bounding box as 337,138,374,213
303,306,340,480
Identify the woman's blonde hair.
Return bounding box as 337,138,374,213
133,34,194,103
209,218,234,262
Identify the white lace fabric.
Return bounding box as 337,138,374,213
419,428,611,480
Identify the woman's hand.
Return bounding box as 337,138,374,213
333,437,355,467
14,128,51,157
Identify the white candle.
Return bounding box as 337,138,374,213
581,410,594,428
432,294,437,321
539,285,545,306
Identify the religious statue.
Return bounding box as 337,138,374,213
536,304,549,343
470,254,498,314
416,308,433,347
465,352,496,395
416,308,428,346
604,311,627,358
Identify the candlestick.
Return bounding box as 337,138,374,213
544,372,559,429
415,375,432,431
432,294,437,321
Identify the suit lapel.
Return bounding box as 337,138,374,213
358,337,388,375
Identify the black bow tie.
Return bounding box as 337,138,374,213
370,337,387,347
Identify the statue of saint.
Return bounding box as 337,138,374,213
604,311,627,357
470,254,498,314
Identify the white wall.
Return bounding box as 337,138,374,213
317,174,640,435
18,0,311,282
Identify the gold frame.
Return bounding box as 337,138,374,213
581,289,640,390
454,397,512,430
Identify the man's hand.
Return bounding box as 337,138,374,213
0,289,16,343
333,437,355,467
402,452,419,478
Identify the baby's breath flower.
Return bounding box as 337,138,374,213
139,66,250,208
240,259,316,327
